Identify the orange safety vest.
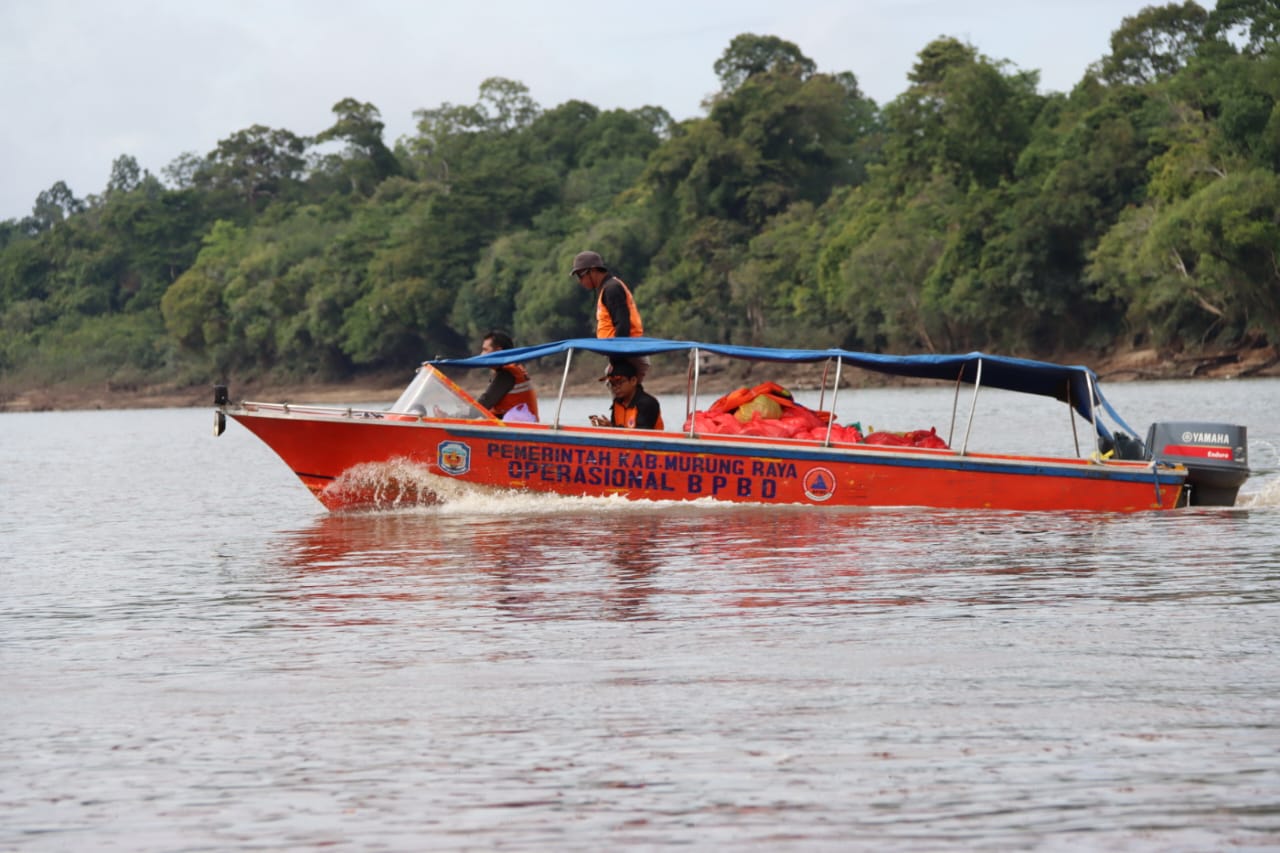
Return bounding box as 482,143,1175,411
611,397,664,430
596,277,644,338
492,364,539,418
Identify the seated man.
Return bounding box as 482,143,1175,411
475,330,539,420
590,359,664,430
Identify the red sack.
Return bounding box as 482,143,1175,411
862,428,948,448
863,431,912,446
908,427,948,449
831,424,863,443
686,411,747,435
756,418,792,438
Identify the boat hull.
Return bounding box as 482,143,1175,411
230,409,1186,513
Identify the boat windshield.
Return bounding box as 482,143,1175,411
388,364,496,421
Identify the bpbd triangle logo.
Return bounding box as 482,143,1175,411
803,466,836,501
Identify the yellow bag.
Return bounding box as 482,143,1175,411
735,394,783,422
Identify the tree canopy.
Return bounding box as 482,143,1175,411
2,6,1277,395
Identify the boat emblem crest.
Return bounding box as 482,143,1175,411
438,441,471,476
803,467,836,501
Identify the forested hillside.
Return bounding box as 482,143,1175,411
2,2,1277,400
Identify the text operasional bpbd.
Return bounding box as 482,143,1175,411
484,442,796,498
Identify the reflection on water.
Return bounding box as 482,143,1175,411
3,386,1280,851
268,501,1277,624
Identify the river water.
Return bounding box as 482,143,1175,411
2,378,1279,851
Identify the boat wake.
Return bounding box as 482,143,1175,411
320,460,457,511
1239,476,1280,508
1236,440,1280,508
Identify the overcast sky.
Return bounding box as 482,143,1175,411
1,0,1161,223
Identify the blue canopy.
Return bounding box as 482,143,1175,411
430,336,1137,438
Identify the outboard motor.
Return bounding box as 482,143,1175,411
1145,422,1249,506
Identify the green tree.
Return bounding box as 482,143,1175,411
1089,168,1280,346
881,37,1042,192
312,98,402,195
409,77,541,184
818,179,964,351
644,34,874,246
29,181,85,233
97,177,209,311
727,202,828,346
1099,1,1210,86
160,220,247,362
199,125,307,209
106,154,144,195
1206,0,1280,55
711,33,817,95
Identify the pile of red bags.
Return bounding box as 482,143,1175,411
682,381,947,448
686,409,866,443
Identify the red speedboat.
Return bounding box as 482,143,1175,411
213,338,1249,512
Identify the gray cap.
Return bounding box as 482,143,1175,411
571,250,604,275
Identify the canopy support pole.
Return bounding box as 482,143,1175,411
687,348,701,437
1066,379,1080,457
1085,372,1099,462
818,359,832,414
552,348,574,429
960,359,983,455
823,357,843,446
949,372,963,448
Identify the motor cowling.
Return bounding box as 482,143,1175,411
1145,421,1249,506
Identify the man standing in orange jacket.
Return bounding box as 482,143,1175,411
572,250,649,381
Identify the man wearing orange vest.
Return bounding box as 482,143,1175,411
589,359,664,430
475,330,539,420
572,250,649,381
